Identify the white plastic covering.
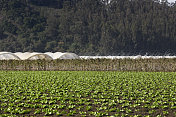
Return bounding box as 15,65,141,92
0,52,20,60
80,56,176,59
14,52,53,60
45,52,80,59
1,52,176,60
0,52,80,60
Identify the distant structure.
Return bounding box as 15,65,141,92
45,52,80,60
0,52,20,60
14,52,53,60
1,52,176,60
0,52,80,60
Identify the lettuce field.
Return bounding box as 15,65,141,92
0,71,176,116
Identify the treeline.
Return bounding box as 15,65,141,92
0,0,175,55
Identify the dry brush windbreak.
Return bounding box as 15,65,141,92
0,58,176,71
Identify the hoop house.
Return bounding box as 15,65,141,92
0,52,20,60
45,52,80,59
14,52,53,60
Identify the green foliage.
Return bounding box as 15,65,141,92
0,0,175,55
0,71,176,116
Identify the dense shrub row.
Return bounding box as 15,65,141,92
0,58,176,71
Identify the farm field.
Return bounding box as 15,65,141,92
0,71,176,117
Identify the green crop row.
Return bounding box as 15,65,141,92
0,71,176,116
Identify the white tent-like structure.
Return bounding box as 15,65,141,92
45,52,80,59
2,52,176,60
0,52,80,60
14,52,53,60
80,56,176,59
0,52,20,60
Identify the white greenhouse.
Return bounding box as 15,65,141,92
45,52,80,59
0,52,80,60
14,52,53,60
1,52,176,60
0,52,20,60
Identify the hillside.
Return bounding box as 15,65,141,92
0,0,175,55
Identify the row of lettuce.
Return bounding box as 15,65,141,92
0,71,176,116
